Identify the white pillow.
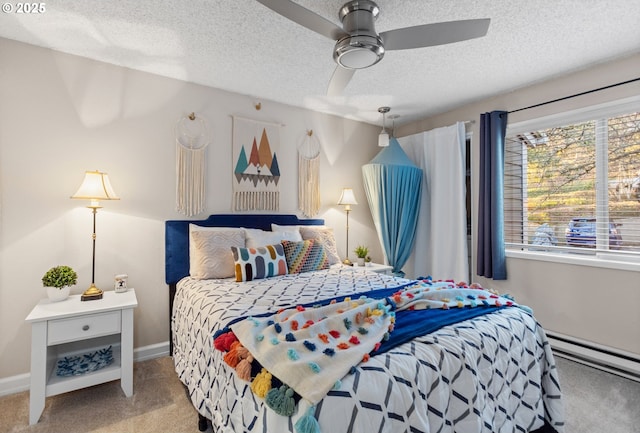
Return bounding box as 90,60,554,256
270,224,303,242
189,225,246,279
244,228,301,248
298,225,341,265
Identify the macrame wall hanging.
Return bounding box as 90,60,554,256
298,129,321,217
175,112,209,216
232,115,282,211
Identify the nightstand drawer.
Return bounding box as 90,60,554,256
48,311,121,345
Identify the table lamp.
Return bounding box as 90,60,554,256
71,170,119,301
337,187,358,265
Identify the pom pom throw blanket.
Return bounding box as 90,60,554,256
215,279,525,424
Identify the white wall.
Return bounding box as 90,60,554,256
0,38,385,380
398,53,640,357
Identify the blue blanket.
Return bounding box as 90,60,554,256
217,281,507,357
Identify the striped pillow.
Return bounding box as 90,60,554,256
231,244,288,282
281,239,329,274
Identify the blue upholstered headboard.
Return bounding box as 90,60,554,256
164,214,325,286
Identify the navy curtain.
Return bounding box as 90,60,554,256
362,138,422,276
477,111,508,280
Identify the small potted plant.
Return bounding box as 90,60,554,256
354,245,369,266
42,265,77,302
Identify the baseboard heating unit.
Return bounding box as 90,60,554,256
546,331,640,383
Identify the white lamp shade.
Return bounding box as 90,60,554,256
71,170,119,201
378,131,389,147
337,188,358,206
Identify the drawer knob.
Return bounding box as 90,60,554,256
82,325,90,331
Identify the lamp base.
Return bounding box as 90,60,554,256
343,258,354,266
81,284,103,301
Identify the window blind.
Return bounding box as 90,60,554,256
504,109,640,259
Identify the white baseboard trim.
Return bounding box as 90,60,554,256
134,341,170,362
0,373,30,397
0,341,171,397
547,330,640,382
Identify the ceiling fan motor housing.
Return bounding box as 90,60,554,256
333,0,385,69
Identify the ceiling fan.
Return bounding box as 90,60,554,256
255,0,490,96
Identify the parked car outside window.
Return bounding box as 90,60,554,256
532,223,558,247
565,217,622,249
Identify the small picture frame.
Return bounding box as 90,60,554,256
114,274,128,293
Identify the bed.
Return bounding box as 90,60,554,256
166,214,564,433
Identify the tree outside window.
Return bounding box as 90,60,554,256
504,110,640,256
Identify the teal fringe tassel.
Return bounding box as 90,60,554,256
265,385,296,416
295,406,321,433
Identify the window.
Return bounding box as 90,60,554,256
504,97,640,263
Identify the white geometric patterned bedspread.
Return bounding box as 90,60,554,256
172,267,564,433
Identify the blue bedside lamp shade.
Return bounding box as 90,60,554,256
71,170,119,301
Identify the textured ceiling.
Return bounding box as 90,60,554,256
1,0,639,126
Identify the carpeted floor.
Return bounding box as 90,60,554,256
0,355,638,433
554,356,640,433
0,357,199,433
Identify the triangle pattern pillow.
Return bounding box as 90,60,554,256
281,239,329,274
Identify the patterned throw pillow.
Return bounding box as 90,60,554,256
298,226,340,265
231,244,288,282
189,225,246,279
281,239,329,274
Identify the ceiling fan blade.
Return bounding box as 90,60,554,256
380,18,490,51
255,0,346,41
327,66,356,96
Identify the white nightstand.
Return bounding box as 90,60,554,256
351,263,393,275
25,289,138,424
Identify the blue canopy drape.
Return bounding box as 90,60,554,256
362,138,422,276
477,111,508,280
